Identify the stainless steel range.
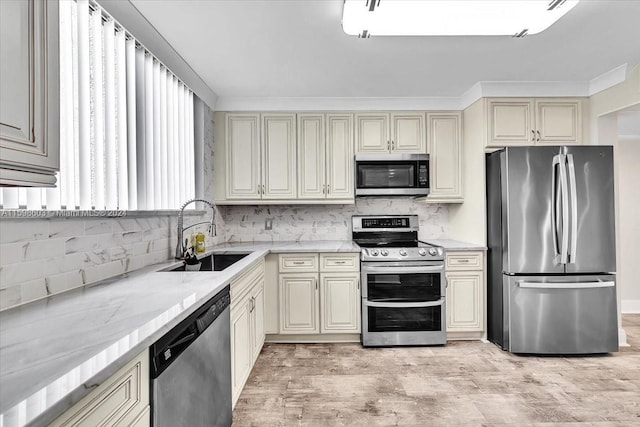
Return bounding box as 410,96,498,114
352,215,446,347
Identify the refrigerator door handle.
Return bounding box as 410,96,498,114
559,155,570,265
566,154,578,264
552,154,569,264
517,280,615,289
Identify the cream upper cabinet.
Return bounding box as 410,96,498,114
535,99,582,145
426,112,463,203
320,273,360,333
223,113,297,201
298,113,354,201
325,114,354,199
355,113,388,153
279,274,319,334
225,114,261,199
0,0,59,187
445,251,485,334
355,112,425,154
298,114,325,199
262,114,297,199
486,98,585,147
391,113,426,153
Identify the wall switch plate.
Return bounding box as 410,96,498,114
265,218,273,230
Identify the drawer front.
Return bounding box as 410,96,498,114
231,259,265,303
446,251,483,271
51,350,149,427
279,253,319,273
320,253,360,272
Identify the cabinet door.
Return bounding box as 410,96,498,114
251,280,265,363
297,114,326,199
279,274,319,334
231,299,252,406
225,114,261,199
535,99,582,145
391,113,426,153
355,113,389,153
0,0,59,186
486,99,535,147
446,271,483,332
262,114,297,199
426,113,463,202
320,273,361,333
326,114,354,200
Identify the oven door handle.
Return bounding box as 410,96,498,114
364,299,445,309
361,265,444,274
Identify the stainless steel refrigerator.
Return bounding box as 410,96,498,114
486,146,618,354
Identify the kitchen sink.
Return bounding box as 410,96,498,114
163,252,251,272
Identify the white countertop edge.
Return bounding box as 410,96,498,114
0,241,358,427
423,239,487,251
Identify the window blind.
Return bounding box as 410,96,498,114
0,0,195,211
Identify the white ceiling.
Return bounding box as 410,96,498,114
130,0,640,100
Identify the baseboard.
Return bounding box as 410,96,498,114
619,327,629,347
621,299,640,313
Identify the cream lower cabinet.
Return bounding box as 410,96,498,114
0,0,59,187
486,98,586,147
279,273,320,333
50,350,149,427
230,260,265,407
445,251,485,335
320,273,360,333
425,112,463,203
278,253,360,336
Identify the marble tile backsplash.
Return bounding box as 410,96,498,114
0,215,223,310
220,198,449,243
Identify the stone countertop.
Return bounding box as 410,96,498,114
424,239,487,251
0,240,357,427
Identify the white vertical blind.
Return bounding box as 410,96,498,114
1,0,196,212
125,37,137,210
144,53,155,210
77,0,91,210
115,29,128,210
103,19,117,209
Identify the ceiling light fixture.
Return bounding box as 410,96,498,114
342,0,580,37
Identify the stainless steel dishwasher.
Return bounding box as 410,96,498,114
150,285,232,427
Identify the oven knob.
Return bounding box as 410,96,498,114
371,249,379,256
428,248,438,256
380,249,389,256
399,249,407,256
418,248,427,256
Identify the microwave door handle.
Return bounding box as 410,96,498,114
566,154,578,264
365,299,445,308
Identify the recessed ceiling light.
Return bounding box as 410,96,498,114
342,0,580,37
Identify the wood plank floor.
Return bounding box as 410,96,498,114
233,315,640,426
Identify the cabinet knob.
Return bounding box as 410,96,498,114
536,130,541,142
531,130,535,141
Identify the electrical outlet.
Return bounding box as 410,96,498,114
265,218,273,230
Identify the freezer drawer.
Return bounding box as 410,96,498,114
505,274,618,354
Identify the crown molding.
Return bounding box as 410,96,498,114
213,63,633,112
589,63,628,96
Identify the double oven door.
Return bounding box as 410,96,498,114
361,261,446,346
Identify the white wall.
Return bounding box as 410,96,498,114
617,136,640,313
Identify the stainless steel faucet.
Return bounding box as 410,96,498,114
175,199,216,260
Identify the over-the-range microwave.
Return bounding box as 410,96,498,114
355,153,430,197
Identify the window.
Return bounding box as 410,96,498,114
0,0,195,211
